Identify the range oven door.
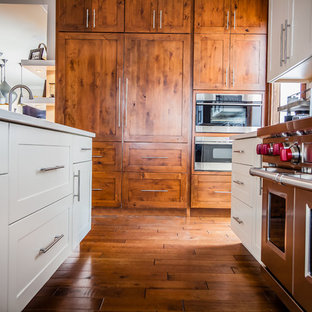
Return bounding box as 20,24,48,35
262,179,294,293
293,188,312,312
194,137,232,172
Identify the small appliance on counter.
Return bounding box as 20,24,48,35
278,88,311,122
250,117,312,312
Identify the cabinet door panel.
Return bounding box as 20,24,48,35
57,0,91,31
123,172,188,209
230,34,266,91
158,0,192,33
194,0,230,33
124,34,190,143
92,0,124,32
57,33,123,141
194,34,230,90
92,172,121,208
125,0,157,32
231,0,267,34
93,142,122,172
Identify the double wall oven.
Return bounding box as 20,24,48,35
250,118,312,312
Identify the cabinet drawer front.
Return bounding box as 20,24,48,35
123,143,188,172
93,142,122,172
0,122,8,174
73,135,92,163
191,174,231,208
232,138,262,166
123,173,188,209
232,163,256,207
9,196,71,312
231,196,252,249
9,125,72,223
92,172,121,208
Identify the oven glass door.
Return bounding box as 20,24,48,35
195,142,232,171
196,104,262,128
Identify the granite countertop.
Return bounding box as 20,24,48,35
0,110,95,138
231,131,258,140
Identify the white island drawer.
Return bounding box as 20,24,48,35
9,124,72,223
8,196,71,312
232,138,262,166
72,135,92,164
0,122,9,174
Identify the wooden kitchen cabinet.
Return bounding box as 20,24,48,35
93,142,122,172
124,34,190,143
194,34,266,91
57,0,124,32
191,174,232,208
123,172,188,209
56,33,124,141
194,0,267,34
194,34,230,89
125,0,192,33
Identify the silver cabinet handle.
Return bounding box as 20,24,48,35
233,180,244,185
141,190,168,192
226,11,229,30
280,23,285,66
159,10,162,29
153,10,156,29
225,68,228,87
81,147,92,151
118,77,121,127
214,191,232,194
233,216,243,224
233,10,236,29
93,9,96,28
39,234,64,254
92,155,103,159
284,19,291,64
74,170,81,202
142,156,168,159
233,150,244,153
40,165,64,172
86,9,89,28
125,78,128,128
92,188,103,191
232,68,235,87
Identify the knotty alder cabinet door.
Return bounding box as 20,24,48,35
194,0,267,34
56,33,123,141
124,34,190,143
57,0,124,32
194,34,266,91
125,0,191,33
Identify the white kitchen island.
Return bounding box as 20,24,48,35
0,110,95,312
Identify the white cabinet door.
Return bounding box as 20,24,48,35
72,161,92,249
0,175,8,312
0,122,8,174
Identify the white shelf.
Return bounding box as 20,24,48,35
21,60,55,79
21,97,55,109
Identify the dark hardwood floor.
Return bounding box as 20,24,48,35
24,215,287,311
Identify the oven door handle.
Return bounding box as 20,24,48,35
250,168,312,191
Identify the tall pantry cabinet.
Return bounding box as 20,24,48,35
56,0,192,211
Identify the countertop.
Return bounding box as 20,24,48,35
231,131,258,140
0,110,95,138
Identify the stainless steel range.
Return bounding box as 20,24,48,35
250,117,312,312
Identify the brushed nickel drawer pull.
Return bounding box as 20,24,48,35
159,10,162,29
214,191,232,194
153,10,156,29
233,216,243,224
142,156,169,159
39,234,64,254
81,147,92,151
93,9,96,28
125,78,128,128
74,170,81,202
92,155,103,158
233,9,236,29
92,188,103,191
141,190,168,192
226,11,229,29
40,165,65,172
86,9,89,28
233,150,244,153
233,180,244,185
118,77,121,128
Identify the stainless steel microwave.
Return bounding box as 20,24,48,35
195,93,263,133
194,137,232,172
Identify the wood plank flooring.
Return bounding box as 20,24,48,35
24,215,287,311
